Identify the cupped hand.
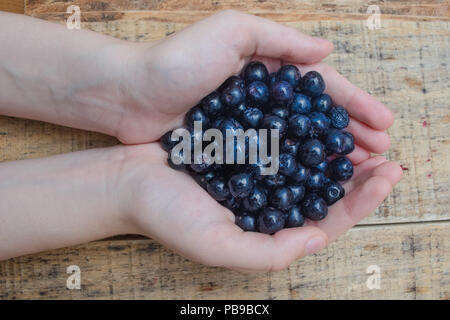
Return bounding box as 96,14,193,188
117,142,401,272
112,10,401,271
115,10,335,143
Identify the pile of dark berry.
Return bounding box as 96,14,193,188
160,61,354,234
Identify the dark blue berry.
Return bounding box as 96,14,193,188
270,81,294,106
281,138,300,156
221,84,245,107
264,173,286,188
299,139,326,167
236,214,257,232
290,164,310,184
301,193,328,220
301,71,325,97
262,115,287,138
167,149,186,170
243,61,269,84
271,105,290,119
289,93,312,115
220,75,245,91
207,177,230,201
309,112,331,137
242,107,264,129
185,105,209,129
228,173,255,198
202,91,224,117
328,157,353,181
190,153,213,173
268,72,278,85
229,101,247,118
278,153,297,176
204,171,216,182
312,93,332,113
324,128,347,154
212,116,226,128
160,130,180,152
243,186,268,212
322,181,345,205
340,131,355,155
315,159,328,172
288,114,311,139
285,207,305,228
258,208,285,234
224,196,241,213
193,173,208,189
328,106,349,129
246,81,269,107
270,187,294,211
289,184,305,203
218,117,244,137
306,169,328,192
277,65,301,89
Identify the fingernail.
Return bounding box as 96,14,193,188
305,237,326,255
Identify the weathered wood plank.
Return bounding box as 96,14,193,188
24,0,450,18
0,222,448,299
2,14,448,224
0,0,24,14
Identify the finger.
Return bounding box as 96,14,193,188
341,156,388,193
346,118,390,154
207,223,328,272
214,11,334,64
309,160,402,242
297,63,394,130
342,144,370,165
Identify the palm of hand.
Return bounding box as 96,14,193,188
119,11,402,271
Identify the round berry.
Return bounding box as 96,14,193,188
277,65,301,89
289,93,312,115
202,91,224,117
312,93,332,113
246,81,269,107
288,114,311,138
243,61,269,83
328,106,349,129
207,177,230,201
301,193,328,220
322,181,345,205
285,207,305,228
258,208,285,234
270,81,294,106
236,214,257,232
301,71,325,97
228,173,255,198
298,139,326,167
328,157,353,181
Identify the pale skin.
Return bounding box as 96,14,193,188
0,10,402,272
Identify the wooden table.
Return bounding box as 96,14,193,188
0,0,449,299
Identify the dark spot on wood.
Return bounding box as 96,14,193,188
165,31,175,36
136,242,160,253
404,77,422,89
422,88,427,93
108,245,126,251
400,165,409,171
422,120,428,127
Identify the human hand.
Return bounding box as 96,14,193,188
114,142,401,272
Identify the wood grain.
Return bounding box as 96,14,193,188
0,222,448,299
0,0,448,300
0,0,24,13
3,13,448,225
24,0,450,18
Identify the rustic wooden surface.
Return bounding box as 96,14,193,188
0,0,449,299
